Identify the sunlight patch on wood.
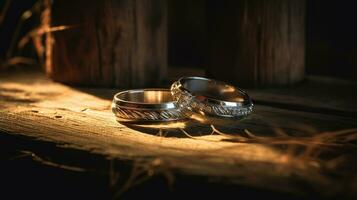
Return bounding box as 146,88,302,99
1,72,357,196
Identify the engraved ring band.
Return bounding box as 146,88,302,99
112,89,186,122
171,77,253,118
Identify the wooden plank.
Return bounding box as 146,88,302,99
0,71,357,197
50,0,167,87
206,0,305,87
247,76,357,117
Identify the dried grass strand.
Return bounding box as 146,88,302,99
0,0,11,26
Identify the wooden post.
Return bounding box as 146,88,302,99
206,0,305,87
49,0,167,88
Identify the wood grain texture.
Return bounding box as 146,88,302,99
0,71,357,197
206,0,305,87
50,0,167,88
247,76,357,118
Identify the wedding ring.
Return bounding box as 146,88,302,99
171,77,253,118
112,89,186,122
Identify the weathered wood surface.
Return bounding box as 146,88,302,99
0,71,357,198
206,0,305,87
247,76,357,118
50,0,167,88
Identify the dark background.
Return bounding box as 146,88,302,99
1,0,357,80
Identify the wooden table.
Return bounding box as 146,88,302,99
1,70,356,199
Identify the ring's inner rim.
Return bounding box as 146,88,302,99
180,77,247,103
116,90,174,104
